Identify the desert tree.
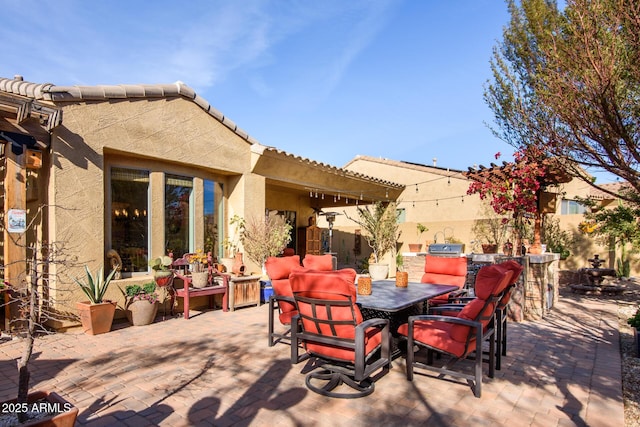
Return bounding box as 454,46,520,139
486,0,640,202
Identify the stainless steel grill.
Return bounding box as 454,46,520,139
428,243,464,257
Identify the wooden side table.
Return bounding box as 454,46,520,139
228,275,261,311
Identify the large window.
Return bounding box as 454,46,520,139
165,174,193,258
561,199,587,215
204,180,224,259
111,168,149,273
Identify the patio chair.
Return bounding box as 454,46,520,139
398,263,513,397
289,268,391,398
494,259,524,369
420,255,468,308
444,259,524,370
265,255,302,347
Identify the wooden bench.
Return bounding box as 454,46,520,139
172,270,229,319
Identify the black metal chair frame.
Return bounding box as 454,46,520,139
291,295,391,399
405,295,499,398
268,294,297,347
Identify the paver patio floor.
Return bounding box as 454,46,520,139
0,291,624,426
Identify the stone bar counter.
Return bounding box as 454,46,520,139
402,252,560,322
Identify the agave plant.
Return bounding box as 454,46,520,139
74,266,118,304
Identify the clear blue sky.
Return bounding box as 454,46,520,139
2,1,522,173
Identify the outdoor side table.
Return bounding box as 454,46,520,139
228,275,261,311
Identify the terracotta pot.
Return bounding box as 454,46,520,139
0,390,78,427
126,300,159,326
408,243,423,253
482,244,498,254
76,301,116,335
396,271,409,288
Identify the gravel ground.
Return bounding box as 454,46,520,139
561,274,640,427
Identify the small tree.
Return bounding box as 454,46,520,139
345,201,401,264
240,213,293,268
1,206,78,422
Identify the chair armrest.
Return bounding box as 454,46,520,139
408,314,481,329
358,317,390,332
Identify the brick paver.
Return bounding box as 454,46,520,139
0,291,624,426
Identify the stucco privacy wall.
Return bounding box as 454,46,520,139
47,96,263,305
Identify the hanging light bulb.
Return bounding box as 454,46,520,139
321,193,324,200
415,184,418,193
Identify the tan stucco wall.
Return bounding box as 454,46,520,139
46,96,264,311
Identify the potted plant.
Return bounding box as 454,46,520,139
221,214,245,273
409,223,428,252
187,250,210,288
346,201,401,281
75,266,118,335
149,255,173,284
628,307,640,357
471,204,510,254
122,281,159,326
240,213,292,276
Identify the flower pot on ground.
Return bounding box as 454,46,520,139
0,390,78,427
76,301,117,335
123,281,159,326
74,266,118,335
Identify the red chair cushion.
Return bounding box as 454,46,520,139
398,320,468,357
421,255,468,303
290,269,383,363
265,255,301,280
302,254,334,271
266,255,302,322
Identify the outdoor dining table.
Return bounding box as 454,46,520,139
356,280,459,356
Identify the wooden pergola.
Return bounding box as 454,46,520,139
464,157,572,254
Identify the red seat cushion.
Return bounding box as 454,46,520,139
290,269,384,363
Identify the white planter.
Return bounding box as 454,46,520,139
368,264,389,281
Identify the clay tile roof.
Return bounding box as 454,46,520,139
0,76,255,144
254,145,404,189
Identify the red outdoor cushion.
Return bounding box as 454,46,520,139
265,255,302,323
290,269,383,363
302,254,334,271
265,255,301,280
421,255,468,303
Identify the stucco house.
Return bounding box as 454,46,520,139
0,75,403,329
